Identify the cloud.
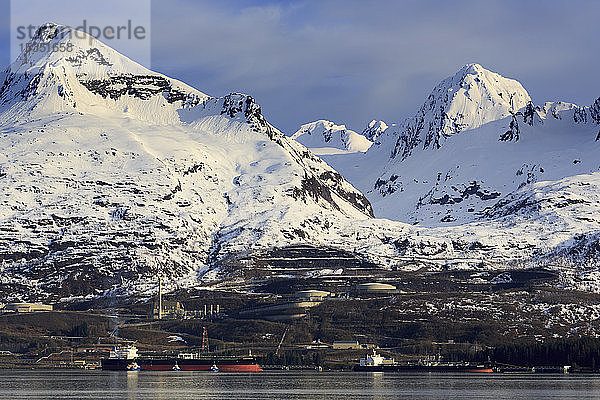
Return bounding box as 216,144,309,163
0,0,9,67
149,0,599,133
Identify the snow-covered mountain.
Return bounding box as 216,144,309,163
2,26,600,302
0,24,377,300
317,64,600,228
387,63,532,160
293,64,600,292
367,66,600,227
290,120,373,155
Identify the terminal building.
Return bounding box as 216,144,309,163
333,340,377,350
333,340,361,350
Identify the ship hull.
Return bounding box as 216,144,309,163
102,357,262,372
354,365,493,373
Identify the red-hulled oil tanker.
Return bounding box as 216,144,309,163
101,346,263,372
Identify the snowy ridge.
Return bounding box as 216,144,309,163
290,120,373,155
318,64,600,227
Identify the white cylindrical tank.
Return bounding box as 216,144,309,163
356,282,397,293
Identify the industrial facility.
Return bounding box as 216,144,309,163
151,277,222,320
151,300,185,319
239,289,333,321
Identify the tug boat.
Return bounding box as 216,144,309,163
354,350,493,373
126,362,140,371
101,345,262,372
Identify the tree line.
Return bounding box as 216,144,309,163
486,337,600,369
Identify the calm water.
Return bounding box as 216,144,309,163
2,370,600,400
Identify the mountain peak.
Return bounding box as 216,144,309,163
460,62,485,74
0,22,210,123
363,120,388,141
32,22,62,41
11,23,150,77
291,120,373,154
389,63,532,160
448,63,531,112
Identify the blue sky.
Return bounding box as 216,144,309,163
1,0,599,134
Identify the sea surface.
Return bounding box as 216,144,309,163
2,370,600,399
